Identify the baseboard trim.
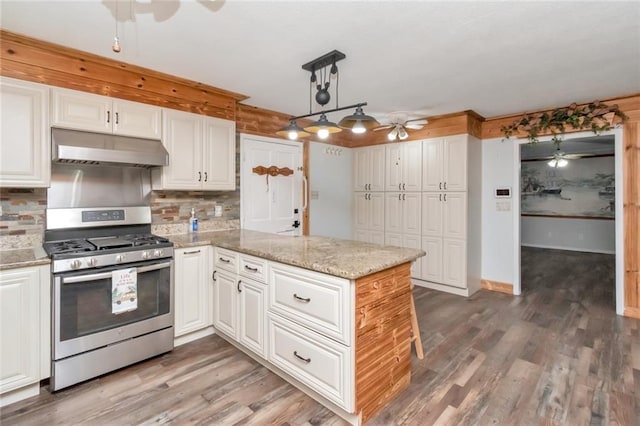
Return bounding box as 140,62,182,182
521,243,615,255
624,307,640,320
412,279,471,297
174,326,215,347
481,279,514,295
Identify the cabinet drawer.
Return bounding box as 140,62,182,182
239,254,267,283
214,247,238,273
267,314,352,411
268,263,351,345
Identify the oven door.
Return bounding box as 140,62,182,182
53,259,173,360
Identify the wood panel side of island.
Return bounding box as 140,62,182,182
354,262,413,423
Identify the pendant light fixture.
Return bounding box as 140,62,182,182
276,50,379,140
112,0,121,53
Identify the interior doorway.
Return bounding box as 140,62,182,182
513,129,624,315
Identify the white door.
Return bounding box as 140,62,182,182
212,269,238,338
353,148,369,191
421,237,443,283
353,193,369,230
442,238,467,288
402,141,423,191
202,116,236,191
403,234,422,278
174,247,211,337
443,192,467,239
112,98,162,139
385,144,402,191
369,192,386,232
422,192,443,237
422,138,444,192
161,109,202,189
369,145,386,191
239,278,266,357
385,232,403,247
51,88,111,133
384,192,403,234
443,134,468,191
402,192,421,235
241,135,303,235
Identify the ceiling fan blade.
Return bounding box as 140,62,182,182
405,118,428,125
405,123,425,130
373,124,394,131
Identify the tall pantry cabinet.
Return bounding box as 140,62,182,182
352,146,385,244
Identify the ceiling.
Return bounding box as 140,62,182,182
1,1,639,124
520,135,614,160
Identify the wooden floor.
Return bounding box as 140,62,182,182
2,247,638,425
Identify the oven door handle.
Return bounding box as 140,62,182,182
61,262,172,284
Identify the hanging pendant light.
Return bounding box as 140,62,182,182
276,120,310,140
112,0,121,53
304,113,342,139
338,106,380,134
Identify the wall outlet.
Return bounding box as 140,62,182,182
496,201,511,212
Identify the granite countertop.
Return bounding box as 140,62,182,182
0,246,50,271
167,229,425,280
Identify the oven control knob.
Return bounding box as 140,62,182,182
115,254,125,263
70,259,82,269
87,257,97,267
153,249,164,258
141,251,150,260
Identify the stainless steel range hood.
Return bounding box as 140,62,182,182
52,128,169,168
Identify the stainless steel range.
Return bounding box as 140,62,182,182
45,130,174,391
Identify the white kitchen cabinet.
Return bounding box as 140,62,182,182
385,140,422,192
421,237,442,283
0,77,50,188
354,229,384,245
442,239,467,288
384,192,421,235
152,109,235,191
422,135,467,192
174,246,212,338
0,265,49,407
353,145,385,191
353,192,384,233
51,87,161,139
212,248,266,357
421,192,467,239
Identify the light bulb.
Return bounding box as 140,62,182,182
351,121,366,134
557,158,568,167
112,36,121,53
548,159,557,167
288,130,298,140
317,128,330,139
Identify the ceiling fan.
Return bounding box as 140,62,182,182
373,113,428,141
547,147,581,168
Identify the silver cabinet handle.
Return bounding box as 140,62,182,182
218,257,231,263
293,293,310,303
293,351,311,363
439,182,442,190
204,172,208,182
183,249,201,255
444,182,447,190
403,193,406,201
212,270,217,282
439,194,442,202
244,265,258,272
198,171,202,182
115,112,119,124
237,280,242,293
398,194,401,201
403,183,405,190
106,111,111,124
398,183,401,190
444,193,447,201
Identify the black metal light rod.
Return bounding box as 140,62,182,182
290,102,367,121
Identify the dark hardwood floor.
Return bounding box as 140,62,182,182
2,247,637,425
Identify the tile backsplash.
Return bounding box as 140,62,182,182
0,188,46,249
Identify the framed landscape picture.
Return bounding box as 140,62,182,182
520,155,615,219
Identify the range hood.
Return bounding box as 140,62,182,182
52,128,169,168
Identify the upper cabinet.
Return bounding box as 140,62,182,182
51,87,162,139
152,108,235,191
353,145,385,192
422,135,468,192
0,77,50,188
385,140,422,192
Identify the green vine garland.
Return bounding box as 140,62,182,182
501,101,628,146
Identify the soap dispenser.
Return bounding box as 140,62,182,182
189,208,198,233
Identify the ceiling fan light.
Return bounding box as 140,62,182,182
548,159,557,167
338,106,380,132
388,127,398,141
557,158,568,167
276,120,310,140
398,126,409,140
304,113,342,137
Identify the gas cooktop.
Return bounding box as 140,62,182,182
44,233,171,257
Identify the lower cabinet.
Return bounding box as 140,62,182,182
353,229,384,245
174,246,212,338
0,264,50,407
420,237,466,288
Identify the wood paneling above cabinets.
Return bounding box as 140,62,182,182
0,29,246,121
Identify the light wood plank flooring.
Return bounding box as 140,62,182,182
2,247,637,425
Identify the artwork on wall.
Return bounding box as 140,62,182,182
521,155,614,219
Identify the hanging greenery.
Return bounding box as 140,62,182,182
501,101,628,146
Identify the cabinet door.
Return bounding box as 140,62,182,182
384,192,403,234
368,192,385,232
443,192,467,239
402,141,422,191
353,228,369,243
420,237,442,283
112,99,162,139
157,109,202,189
385,232,403,247
0,267,40,393
174,247,211,337
403,234,422,279
212,269,238,338
353,193,369,230
422,138,443,192
368,145,386,191
402,192,421,235
238,278,266,358
385,144,402,191
0,78,50,187
369,230,385,245
52,88,111,133
353,148,369,191
442,239,467,288
202,116,236,190
422,192,443,237
443,135,467,191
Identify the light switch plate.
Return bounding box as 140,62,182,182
310,190,319,200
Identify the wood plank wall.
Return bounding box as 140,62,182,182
482,95,640,319
1,29,639,318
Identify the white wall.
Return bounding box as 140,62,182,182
309,142,353,239
521,216,615,254
481,138,516,284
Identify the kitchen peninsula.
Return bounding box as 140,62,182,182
167,229,425,425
